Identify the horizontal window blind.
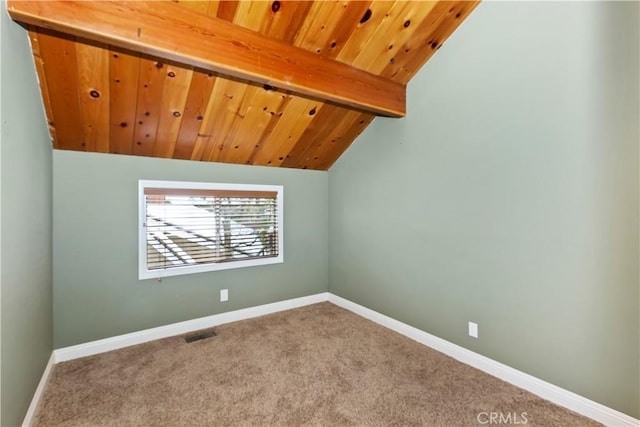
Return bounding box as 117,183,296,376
144,188,279,272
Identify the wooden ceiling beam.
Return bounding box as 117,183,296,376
7,0,406,117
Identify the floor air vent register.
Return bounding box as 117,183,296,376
184,329,217,343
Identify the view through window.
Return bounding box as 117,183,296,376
139,181,283,279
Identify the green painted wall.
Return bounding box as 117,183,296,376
1,3,54,425
329,1,639,419
53,151,328,348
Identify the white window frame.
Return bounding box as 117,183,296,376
138,180,284,280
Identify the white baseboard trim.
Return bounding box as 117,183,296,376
328,293,639,427
22,352,55,427
54,292,329,363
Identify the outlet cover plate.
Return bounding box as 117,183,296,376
468,321,478,338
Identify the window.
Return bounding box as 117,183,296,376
139,180,283,279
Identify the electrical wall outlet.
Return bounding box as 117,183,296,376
468,321,478,338
220,289,228,302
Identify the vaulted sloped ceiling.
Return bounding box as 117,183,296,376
8,1,479,170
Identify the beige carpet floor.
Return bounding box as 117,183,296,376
35,302,600,426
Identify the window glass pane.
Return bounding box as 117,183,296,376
140,181,283,279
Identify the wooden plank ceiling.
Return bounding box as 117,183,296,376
8,0,478,170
